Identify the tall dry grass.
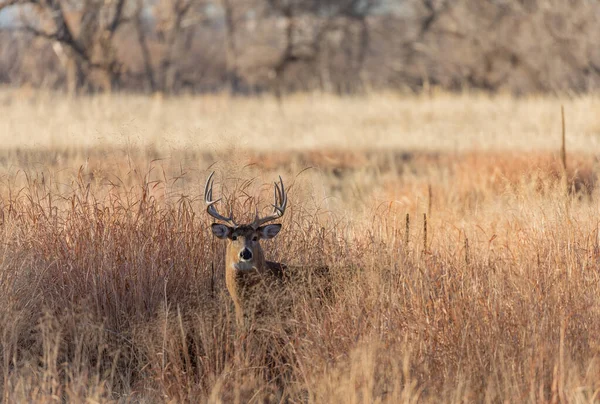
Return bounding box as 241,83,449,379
1,91,600,402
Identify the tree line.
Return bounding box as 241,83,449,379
0,0,599,96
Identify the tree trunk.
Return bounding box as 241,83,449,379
223,0,241,94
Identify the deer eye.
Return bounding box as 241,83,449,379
231,235,237,241
252,236,258,241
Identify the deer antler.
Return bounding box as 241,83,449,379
251,176,287,228
204,171,237,227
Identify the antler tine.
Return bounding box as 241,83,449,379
271,176,287,215
204,171,237,226
252,175,287,228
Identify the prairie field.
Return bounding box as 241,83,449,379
2,89,600,402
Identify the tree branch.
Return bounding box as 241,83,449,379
108,0,127,37
0,0,21,11
16,25,102,69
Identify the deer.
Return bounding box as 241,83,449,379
205,171,290,327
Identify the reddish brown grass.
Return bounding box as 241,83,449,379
1,147,600,402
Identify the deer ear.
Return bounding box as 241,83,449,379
211,223,232,239
258,224,282,239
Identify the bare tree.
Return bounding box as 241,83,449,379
264,0,379,98
2,0,600,95
385,0,600,93
318,0,379,92
222,0,242,92
7,0,132,94
153,0,196,93
133,0,156,92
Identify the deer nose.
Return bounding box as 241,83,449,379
240,248,252,261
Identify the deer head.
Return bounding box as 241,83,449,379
205,171,287,274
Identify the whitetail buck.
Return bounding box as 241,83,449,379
205,172,290,326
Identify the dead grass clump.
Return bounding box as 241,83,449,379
450,151,597,198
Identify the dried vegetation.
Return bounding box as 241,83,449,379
1,92,600,402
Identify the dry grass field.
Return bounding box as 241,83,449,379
1,89,600,402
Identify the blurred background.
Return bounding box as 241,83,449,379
1,0,599,97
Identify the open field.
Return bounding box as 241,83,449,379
2,89,600,152
2,91,600,402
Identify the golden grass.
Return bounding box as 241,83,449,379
2,89,600,152
1,90,600,402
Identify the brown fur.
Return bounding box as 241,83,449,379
214,224,285,326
